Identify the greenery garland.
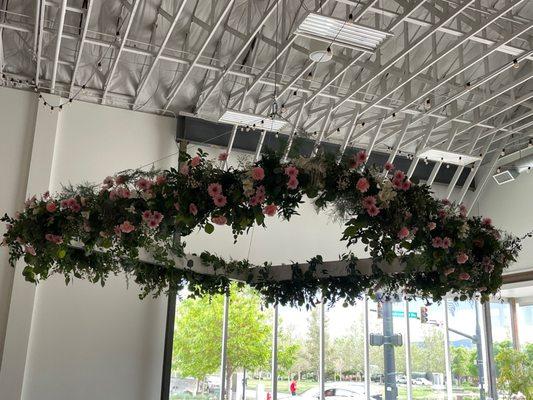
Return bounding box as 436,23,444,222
1,149,521,306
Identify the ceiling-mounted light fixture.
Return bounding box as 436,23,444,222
416,148,481,166
219,110,286,131
297,13,390,53
309,39,333,62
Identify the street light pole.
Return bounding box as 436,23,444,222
382,301,398,400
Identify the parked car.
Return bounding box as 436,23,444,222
395,375,407,384
412,378,432,386
298,382,382,400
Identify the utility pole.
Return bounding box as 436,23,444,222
383,301,398,400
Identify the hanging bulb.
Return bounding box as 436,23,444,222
308,71,313,78
275,132,279,139
528,166,531,174
293,90,297,96
240,126,244,132
281,104,286,113
361,122,365,127
446,164,450,169
501,148,506,156
424,98,431,110
97,61,103,72
528,139,532,148
513,59,519,69
392,113,396,118
348,13,353,21
252,124,256,128
326,46,331,53
465,82,471,89
261,120,264,125
496,167,501,173
246,126,251,132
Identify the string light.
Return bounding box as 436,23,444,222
496,167,501,173
513,59,519,69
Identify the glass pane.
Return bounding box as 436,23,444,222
325,301,367,400
447,301,487,400
408,300,447,400
518,304,533,346
171,292,222,400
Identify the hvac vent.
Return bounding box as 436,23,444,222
493,169,519,185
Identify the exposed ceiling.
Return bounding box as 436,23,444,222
1,0,533,202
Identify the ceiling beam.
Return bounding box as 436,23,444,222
50,0,67,92
132,0,190,108
69,0,93,97
101,0,141,102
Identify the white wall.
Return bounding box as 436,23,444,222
0,88,37,370
478,169,533,274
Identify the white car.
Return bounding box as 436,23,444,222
412,378,432,386
298,382,382,400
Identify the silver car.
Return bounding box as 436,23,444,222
298,382,382,400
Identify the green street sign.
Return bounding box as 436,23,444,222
391,310,418,318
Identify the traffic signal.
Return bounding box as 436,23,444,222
420,306,428,323
377,301,383,319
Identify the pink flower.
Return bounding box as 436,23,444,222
355,150,367,166
116,187,131,199
251,167,265,181
401,180,411,191
393,170,405,181
103,176,114,187
284,166,299,177
459,204,467,217
179,164,189,175
287,176,299,190
263,204,277,217
456,252,469,264
136,178,152,191
428,222,436,231
190,156,201,167
254,192,265,204
43,191,50,200
70,202,81,213
366,204,380,217
362,196,376,209
398,227,410,240
438,210,447,219
432,236,443,248
482,217,492,226
25,245,36,256
119,221,135,233
148,219,160,228
442,237,452,249
156,175,167,185
208,183,223,197
356,177,370,193
189,203,198,216
444,268,455,276
218,152,228,161
441,199,451,206
114,226,122,236
213,195,227,207
46,202,57,213
458,272,470,281
152,211,163,225
256,185,266,196
142,210,153,222
116,175,127,185
384,162,395,171
45,233,63,244
392,178,403,190
249,196,259,207
212,215,227,225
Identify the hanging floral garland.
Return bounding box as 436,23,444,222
1,150,521,306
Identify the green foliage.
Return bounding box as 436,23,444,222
1,150,521,306
495,346,533,398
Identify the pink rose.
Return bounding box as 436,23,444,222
432,236,443,248
46,202,57,213
482,217,492,226
458,272,470,281
208,183,223,198
251,167,265,181
384,162,395,171
25,245,36,256
119,221,135,233
116,175,127,185
393,170,405,181
456,252,469,264
398,227,410,240
442,237,452,249
356,177,370,193
116,187,130,199
218,152,228,161
459,204,467,217
362,196,376,209
189,203,198,216
190,156,201,167
135,178,152,191
45,233,63,244
212,215,227,225
428,222,436,231
213,195,227,207
366,204,380,217
287,176,299,190
392,178,403,190
263,204,277,217
284,166,299,177
401,180,411,191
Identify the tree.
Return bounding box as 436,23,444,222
451,347,473,384
495,347,533,398
172,286,271,396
